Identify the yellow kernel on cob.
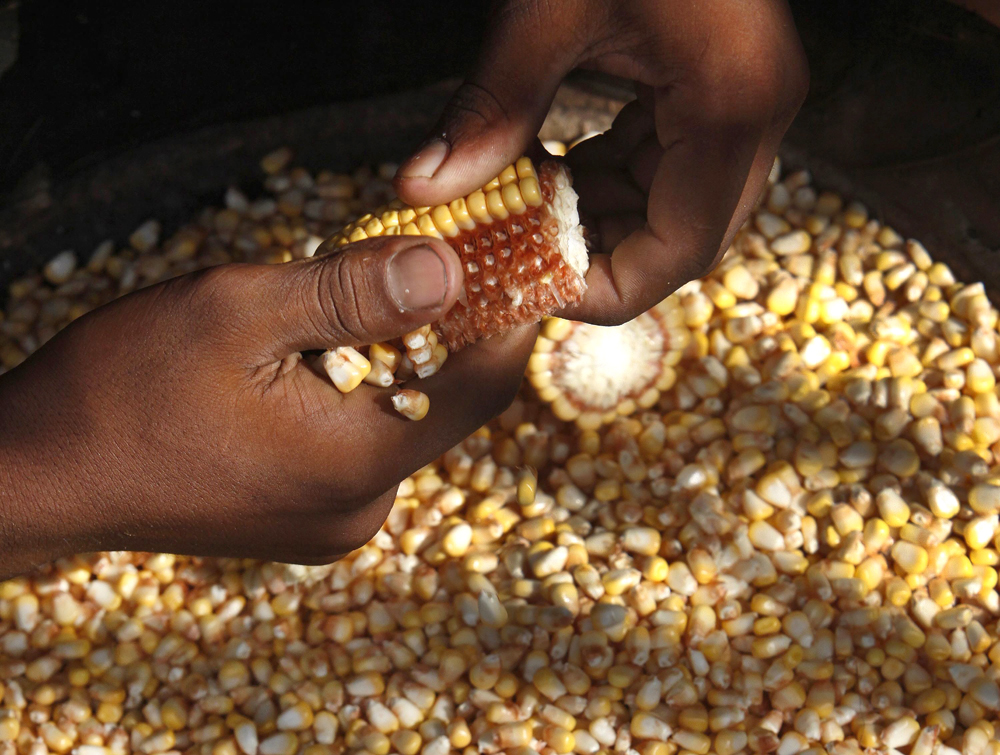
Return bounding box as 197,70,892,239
520,176,543,207
485,188,509,220
501,182,526,215
498,164,518,185
448,198,475,231
516,157,537,178
466,190,491,223
430,205,459,237
416,213,441,239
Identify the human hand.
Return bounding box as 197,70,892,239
394,0,809,325
0,236,535,576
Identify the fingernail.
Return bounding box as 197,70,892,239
388,245,449,311
396,138,449,180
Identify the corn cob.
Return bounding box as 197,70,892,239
527,297,691,429
328,157,588,353
321,156,589,421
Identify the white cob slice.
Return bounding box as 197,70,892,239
527,297,691,429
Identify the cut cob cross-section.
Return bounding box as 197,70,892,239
528,297,691,429
327,157,589,351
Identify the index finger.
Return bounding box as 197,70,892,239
561,91,773,326
393,2,580,208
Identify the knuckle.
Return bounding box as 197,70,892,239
305,255,373,346
590,306,637,328
281,552,344,567
305,555,343,566
707,27,808,128
444,82,511,133
751,40,810,124
692,252,719,279
783,50,811,113
492,370,527,416
610,287,651,327
166,264,255,344
187,264,245,320
292,521,364,564
296,480,397,558
607,308,644,328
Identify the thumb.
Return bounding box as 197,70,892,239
394,1,579,207
245,235,464,359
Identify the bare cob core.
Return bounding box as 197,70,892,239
327,157,589,351
528,297,691,429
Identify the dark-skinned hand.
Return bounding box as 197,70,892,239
1,0,809,577
0,238,535,578
395,0,809,325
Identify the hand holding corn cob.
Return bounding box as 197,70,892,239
325,0,812,418
317,155,590,421
0,233,537,576
395,0,809,325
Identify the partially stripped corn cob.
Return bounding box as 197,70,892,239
328,157,588,351
319,156,589,419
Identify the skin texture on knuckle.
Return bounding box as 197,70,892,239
482,361,534,429
305,253,375,346
183,264,247,320
776,39,810,125
709,4,808,129
481,0,582,79
173,264,267,350
614,264,668,325
456,327,538,422
477,357,527,421
443,82,514,138
425,0,578,158
598,1,805,136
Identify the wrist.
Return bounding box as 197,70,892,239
0,450,60,579
0,370,90,578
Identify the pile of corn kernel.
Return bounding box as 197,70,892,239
0,147,397,371
2,143,1000,755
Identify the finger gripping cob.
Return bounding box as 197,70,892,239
322,157,590,419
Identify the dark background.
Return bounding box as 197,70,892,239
0,1,491,200
1,0,998,199
0,0,998,290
